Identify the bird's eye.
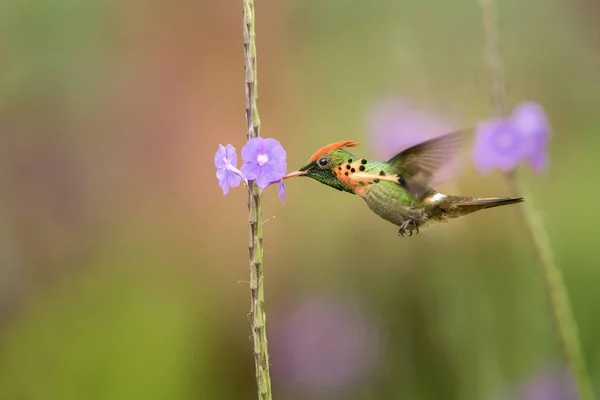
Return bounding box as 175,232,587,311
317,156,330,168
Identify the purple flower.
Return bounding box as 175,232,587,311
214,144,243,195
367,96,459,182
473,101,550,174
269,294,382,395
241,137,287,190
214,139,288,202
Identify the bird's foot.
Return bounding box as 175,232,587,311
398,220,419,237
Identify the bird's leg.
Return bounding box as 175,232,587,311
398,219,419,237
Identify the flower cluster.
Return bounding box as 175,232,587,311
214,137,287,202
473,101,550,174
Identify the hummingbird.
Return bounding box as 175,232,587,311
283,131,524,237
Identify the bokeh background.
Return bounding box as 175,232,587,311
1,0,599,399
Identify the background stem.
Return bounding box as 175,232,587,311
478,0,594,398
242,1,273,399
508,172,594,399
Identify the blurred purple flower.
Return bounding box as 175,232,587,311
473,101,550,174
521,370,578,400
214,144,243,195
367,96,459,181
368,96,457,158
270,294,382,395
241,138,287,190
491,367,578,400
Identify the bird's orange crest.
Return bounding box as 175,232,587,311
307,140,360,163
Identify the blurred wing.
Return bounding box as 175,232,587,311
387,130,467,198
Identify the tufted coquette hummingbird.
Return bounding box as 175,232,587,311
283,131,523,237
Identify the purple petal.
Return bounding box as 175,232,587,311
511,101,550,173
214,144,238,169
277,180,285,204
472,118,526,173
255,164,278,189
511,101,550,143
215,144,242,194
270,160,287,178
225,169,242,190
216,168,242,195
214,144,227,169
261,137,279,151
265,158,286,179
225,144,238,167
241,161,261,181
264,138,287,162
216,168,227,192
241,138,259,163
241,137,265,162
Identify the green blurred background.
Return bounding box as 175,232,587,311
1,0,599,399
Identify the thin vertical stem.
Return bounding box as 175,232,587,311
242,1,273,399
479,0,507,115
478,1,594,398
506,175,594,399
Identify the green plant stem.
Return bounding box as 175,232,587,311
478,0,594,398
242,1,273,399
508,172,594,399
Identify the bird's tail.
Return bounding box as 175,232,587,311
429,194,524,219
